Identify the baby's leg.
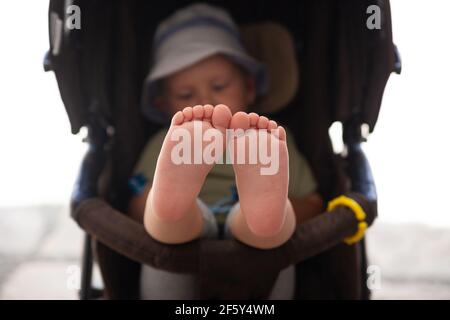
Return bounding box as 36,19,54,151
144,104,231,244
227,112,295,249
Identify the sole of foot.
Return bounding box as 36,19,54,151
229,111,289,237
150,104,232,221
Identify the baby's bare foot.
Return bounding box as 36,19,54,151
229,112,289,237
150,104,232,221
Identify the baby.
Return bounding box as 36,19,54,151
128,3,323,299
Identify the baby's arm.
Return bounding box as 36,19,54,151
289,192,324,224
128,185,151,223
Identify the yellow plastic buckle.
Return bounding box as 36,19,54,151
327,195,368,245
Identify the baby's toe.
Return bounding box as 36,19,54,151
257,116,269,129
249,112,259,128
182,107,193,121
171,111,184,125
268,120,278,131
204,104,214,120
230,111,250,130
212,104,232,129
192,105,204,119
274,126,287,141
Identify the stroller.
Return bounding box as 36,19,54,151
44,0,400,299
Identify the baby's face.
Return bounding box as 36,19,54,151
159,54,255,115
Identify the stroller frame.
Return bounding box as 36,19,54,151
45,0,400,299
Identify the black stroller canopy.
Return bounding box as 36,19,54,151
46,0,397,135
